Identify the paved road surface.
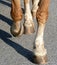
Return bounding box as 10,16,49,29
0,0,57,65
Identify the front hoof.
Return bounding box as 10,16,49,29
10,27,20,37
10,24,24,37
33,55,48,64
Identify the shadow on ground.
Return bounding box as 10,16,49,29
0,30,35,63
0,14,13,26
0,0,25,13
0,0,11,7
0,0,35,64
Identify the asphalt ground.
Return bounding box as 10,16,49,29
0,0,57,65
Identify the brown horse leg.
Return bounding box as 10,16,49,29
10,0,24,37
33,0,50,64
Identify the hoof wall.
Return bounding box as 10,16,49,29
33,55,48,64
24,25,35,34
10,28,20,37
10,25,24,37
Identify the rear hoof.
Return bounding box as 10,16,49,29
33,55,48,64
24,25,35,34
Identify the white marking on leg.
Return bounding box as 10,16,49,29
32,0,40,15
24,0,33,27
34,23,47,56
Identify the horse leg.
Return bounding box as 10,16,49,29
33,0,50,64
10,0,24,37
24,0,35,34
32,0,40,18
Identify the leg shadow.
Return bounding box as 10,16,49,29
0,29,34,63
6,0,11,2
0,0,11,7
0,0,25,14
0,14,13,26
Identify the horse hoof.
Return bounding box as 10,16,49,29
24,22,35,34
33,55,48,64
10,23,24,37
10,27,20,37
24,26,35,34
